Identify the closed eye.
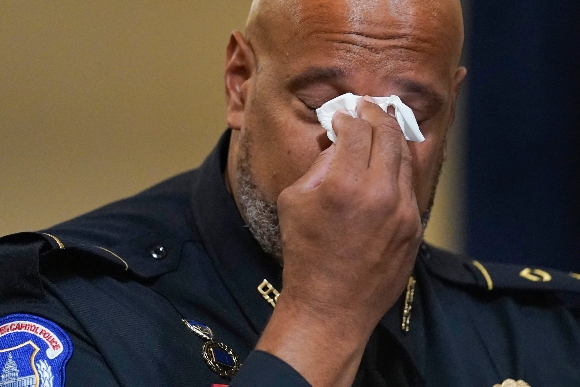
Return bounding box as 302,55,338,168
299,99,320,112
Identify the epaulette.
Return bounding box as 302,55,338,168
422,244,580,294
0,230,183,299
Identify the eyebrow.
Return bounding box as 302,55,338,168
287,67,348,91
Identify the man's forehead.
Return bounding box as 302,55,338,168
247,0,463,67
248,0,461,30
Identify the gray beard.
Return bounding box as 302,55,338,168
235,135,284,261
235,135,441,262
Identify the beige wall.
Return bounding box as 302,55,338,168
0,1,465,253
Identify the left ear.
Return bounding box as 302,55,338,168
224,31,257,130
443,66,467,160
449,66,467,126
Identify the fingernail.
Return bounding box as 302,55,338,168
363,95,377,104
334,109,351,117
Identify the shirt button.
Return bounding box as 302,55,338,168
150,244,167,260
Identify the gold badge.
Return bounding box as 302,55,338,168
493,379,531,387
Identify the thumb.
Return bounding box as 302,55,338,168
293,144,336,190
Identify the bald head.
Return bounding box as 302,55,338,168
246,0,465,69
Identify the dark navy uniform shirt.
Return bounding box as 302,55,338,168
1,130,579,386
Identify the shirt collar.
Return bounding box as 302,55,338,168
190,130,283,334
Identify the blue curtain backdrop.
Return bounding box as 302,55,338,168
467,2,580,272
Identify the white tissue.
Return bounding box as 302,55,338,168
315,93,425,143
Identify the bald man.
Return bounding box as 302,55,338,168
0,1,579,386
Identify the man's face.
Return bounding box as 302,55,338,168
226,0,466,257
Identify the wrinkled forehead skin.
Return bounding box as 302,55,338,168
246,0,464,94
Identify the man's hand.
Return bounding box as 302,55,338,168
256,96,423,386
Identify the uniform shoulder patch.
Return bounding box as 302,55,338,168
0,314,72,387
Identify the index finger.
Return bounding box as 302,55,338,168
355,97,406,174
329,109,373,175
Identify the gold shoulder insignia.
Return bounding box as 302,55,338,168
519,268,552,282
472,260,493,290
42,233,65,249
422,244,580,294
